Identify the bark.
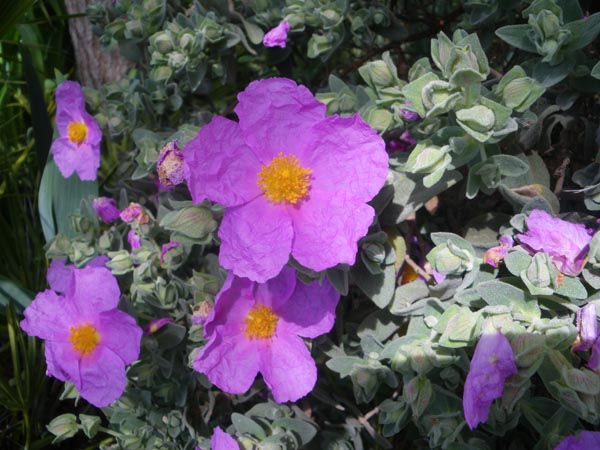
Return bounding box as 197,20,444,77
64,0,134,89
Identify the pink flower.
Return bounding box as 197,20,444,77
92,197,121,223
516,209,591,276
463,330,517,429
211,427,239,450
573,303,598,352
157,140,185,187
183,78,388,282
51,81,102,181
120,202,149,224
262,21,290,48
193,267,339,402
127,230,141,250
484,235,514,268
554,431,600,450
401,109,420,122
46,256,108,294
20,263,142,407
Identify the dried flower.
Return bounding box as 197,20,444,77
92,197,121,223
573,303,598,352
120,202,150,224
157,140,185,187
484,235,514,268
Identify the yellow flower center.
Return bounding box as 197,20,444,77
67,121,88,145
257,152,312,204
69,323,100,356
244,304,278,340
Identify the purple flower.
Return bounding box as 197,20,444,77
193,267,339,402
573,303,598,352
157,140,185,187
183,78,388,282
517,209,591,276
143,317,173,335
386,130,416,153
262,21,290,48
127,230,141,250
20,263,142,407
554,431,600,450
463,330,518,429
160,241,180,263
587,336,600,373
401,109,420,122
484,235,514,268
51,81,102,181
120,202,149,224
92,197,121,223
211,427,239,450
46,256,109,294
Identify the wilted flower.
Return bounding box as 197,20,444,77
191,300,213,326
92,197,121,223
484,235,514,268
210,427,239,450
573,303,598,352
463,330,518,429
262,21,290,48
516,210,591,276
193,267,339,402
51,81,102,181
143,317,173,335
554,431,600,450
157,140,185,187
127,230,141,250
183,78,388,282
120,202,150,224
20,263,142,407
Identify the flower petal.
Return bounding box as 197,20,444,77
204,273,254,339
235,78,326,163
219,197,293,282
97,310,142,365
303,113,388,202
254,265,297,310
44,339,81,386
277,276,339,339
68,266,121,318
20,290,72,340
78,345,127,407
193,334,260,395
260,331,316,403
211,427,239,450
291,190,374,272
183,116,261,207
51,138,100,181
46,259,74,294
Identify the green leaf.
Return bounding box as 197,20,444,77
0,276,34,311
563,12,600,52
495,25,537,53
0,0,35,36
533,57,576,87
38,158,98,242
231,413,266,440
591,61,600,80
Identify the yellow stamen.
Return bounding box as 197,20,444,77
67,121,88,145
244,304,278,339
69,323,100,356
257,152,312,204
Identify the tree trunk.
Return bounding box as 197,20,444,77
64,0,133,89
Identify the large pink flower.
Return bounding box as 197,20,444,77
183,78,388,282
50,81,102,181
516,209,591,276
192,267,340,403
20,261,142,407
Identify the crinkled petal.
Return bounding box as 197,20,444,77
574,303,598,352
291,190,374,272
219,197,293,282
78,345,127,407
193,334,260,395
277,276,339,338
204,273,254,339
46,259,74,294
254,266,297,310
183,116,261,207
55,81,87,135
44,339,81,387
462,374,491,429
302,114,388,202
211,427,239,450
235,78,326,163
51,138,100,181
97,309,142,365
68,266,121,318
262,21,290,48
20,290,72,340
260,331,316,403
